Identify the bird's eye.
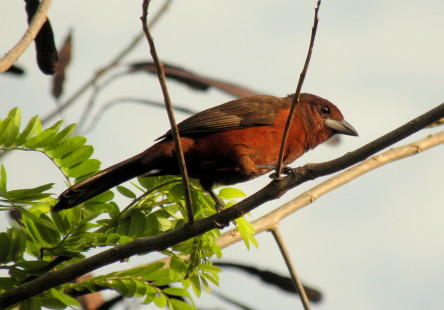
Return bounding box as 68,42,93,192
320,106,330,115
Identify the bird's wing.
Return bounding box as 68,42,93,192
156,95,286,140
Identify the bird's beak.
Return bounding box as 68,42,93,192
324,119,359,137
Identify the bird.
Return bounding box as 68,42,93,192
53,93,358,212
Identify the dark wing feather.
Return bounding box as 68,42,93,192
156,95,286,140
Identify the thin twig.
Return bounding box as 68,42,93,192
82,97,195,134
0,0,53,72
275,0,322,178
41,0,173,124
140,0,194,223
271,226,312,310
1,103,443,308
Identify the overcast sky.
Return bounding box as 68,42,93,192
1,0,443,309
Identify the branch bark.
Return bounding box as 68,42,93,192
0,102,443,308
218,129,444,248
276,0,322,177
0,0,53,72
140,0,194,223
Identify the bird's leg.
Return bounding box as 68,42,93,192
199,179,226,212
208,189,226,212
256,164,295,180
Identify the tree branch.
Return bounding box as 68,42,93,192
0,0,53,72
218,129,444,246
140,0,194,223
0,102,443,308
275,0,322,177
134,129,444,268
271,226,312,310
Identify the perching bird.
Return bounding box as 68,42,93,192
53,93,358,211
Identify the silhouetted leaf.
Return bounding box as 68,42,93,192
129,62,259,98
215,262,322,302
52,31,72,98
5,65,25,76
24,0,58,74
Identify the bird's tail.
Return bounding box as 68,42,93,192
52,153,147,212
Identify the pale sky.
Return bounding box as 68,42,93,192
1,0,443,309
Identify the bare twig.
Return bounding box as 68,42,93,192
271,226,312,310
0,0,53,72
41,0,173,124
82,97,195,134
140,0,194,223
275,0,322,178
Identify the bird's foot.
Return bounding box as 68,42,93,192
215,202,226,212
268,166,295,180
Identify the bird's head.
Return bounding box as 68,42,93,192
294,93,358,147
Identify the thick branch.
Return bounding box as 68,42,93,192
218,129,444,248
0,102,443,308
0,0,53,72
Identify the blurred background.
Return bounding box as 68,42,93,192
1,0,443,309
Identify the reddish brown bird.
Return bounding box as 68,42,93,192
53,93,357,211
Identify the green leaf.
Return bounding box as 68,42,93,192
116,185,137,199
200,276,210,292
134,279,148,297
49,288,80,307
24,128,57,148
7,228,26,262
38,296,66,309
18,298,41,310
51,209,70,234
51,136,87,158
47,123,77,150
125,279,138,297
128,210,146,238
169,183,185,202
21,208,58,231
154,292,168,308
68,159,101,179
142,285,157,304
189,273,201,296
197,263,221,274
60,145,94,168
115,217,131,236
235,216,258,249
0,232,10,263
218,187,246,199
201,272,219,286
169,255,187,281
0,117,19,147
163,287,191,298
47,120,64,133
111,279,128,296
0,164,7,196
170,299,197,310
119,262,165,278
15,115,41,146
6,183,54,203
0,277,15,290
144,214,160,236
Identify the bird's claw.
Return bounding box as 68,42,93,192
215,203,226,212
269,166,295,180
